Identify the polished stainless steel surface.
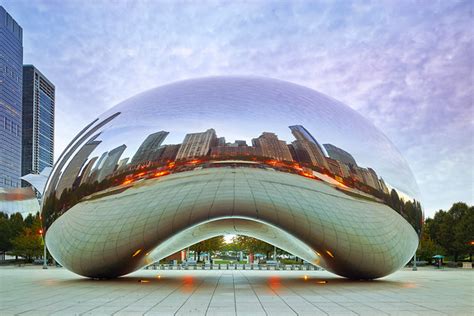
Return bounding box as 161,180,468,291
42,76,422,279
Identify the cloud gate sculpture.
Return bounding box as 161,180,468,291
42,76,422,279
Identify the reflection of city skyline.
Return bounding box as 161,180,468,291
45,122,422,235
65,124,394,198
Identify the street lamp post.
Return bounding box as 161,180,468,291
39,229,47,270
43,240,48,269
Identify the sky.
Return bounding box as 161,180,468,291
2,0,473,217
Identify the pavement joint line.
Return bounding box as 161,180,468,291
276,277,330,315
205,271,223,315
1,267,472,315
172,272,209,315
240,271,270,316
232,270,237,316
140,276,190,314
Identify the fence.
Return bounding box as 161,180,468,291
144,263,323,271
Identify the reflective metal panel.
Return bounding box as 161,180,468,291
43,76,422,279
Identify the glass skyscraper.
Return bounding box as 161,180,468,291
22,65,55,178
0,6,23,188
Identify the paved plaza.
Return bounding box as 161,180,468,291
0,266,472,315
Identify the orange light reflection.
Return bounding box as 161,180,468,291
268,276,281,290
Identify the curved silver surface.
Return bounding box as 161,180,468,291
42,76,422,279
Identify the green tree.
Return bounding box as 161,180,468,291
190,236,224,261
234,236,274,262
417,220,444,262
11,213,43,262
428,202,474,262
0,212,12,258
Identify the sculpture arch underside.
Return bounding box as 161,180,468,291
46,168,418,279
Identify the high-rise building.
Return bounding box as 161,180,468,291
87,151,108,183
0,7,23,188
55,140,101,197
217,137,226,146
159,144,180,162
210,145,260,158
96,144,126,182
379,178,390,195
116,158,129,171
234,140,247,147
131,131,169,165
252,132,293,161
21,65,55,180
176,128,217,160
352,166,380,190
367,168,381,191
326,157,351,178
323,143,357,167
79,156,98,186
289,125,328,169
289,141,311,164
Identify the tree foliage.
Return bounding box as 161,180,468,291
0,212,44,261
189,236,225,261
233,236,274,255
424,202,473,261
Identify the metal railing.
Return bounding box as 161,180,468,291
144,263,323,271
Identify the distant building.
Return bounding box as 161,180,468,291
252,132,293,162
0,7,23,188
289,125,328,169
338,161,351,178
176,129,217,160
217,137,226,146
367,168,381,191
379,178,390,195
210,145,260,158
87,151,108,183
326,157,350,178
352,166,380,190
131,131,169,165
22,65,55,181
159,144,181,162
55,140,101,197
323,143,357,167
96,144,127,182
116,158,129,171
79,156,98,186
288,141,312,164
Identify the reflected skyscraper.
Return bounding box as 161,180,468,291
96,144,126,182
0,7,23,188
176,128,216,160
79,156,98,186
326,157,350,179
87,151,108,183
159,144,180,162
289,125,329,169
252,132,293,161
55,140,101,197
21,65,55,180
323,143,357,167
131,131,169,165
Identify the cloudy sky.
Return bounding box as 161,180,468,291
3,0,473,217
